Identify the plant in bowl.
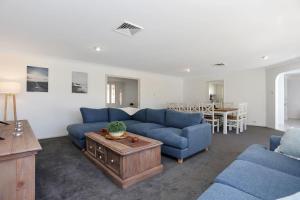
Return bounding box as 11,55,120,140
107,121,127,137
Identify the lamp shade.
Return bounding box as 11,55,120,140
0,81,21,94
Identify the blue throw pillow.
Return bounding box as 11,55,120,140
146,109,166,125
80,107,108,123
165,110,202,129
109,108,131,121
132,109,147,122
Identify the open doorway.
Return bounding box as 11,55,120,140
275,71,300,130
106,76,139,108
208,80,224,104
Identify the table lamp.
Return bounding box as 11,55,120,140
0,81,21,121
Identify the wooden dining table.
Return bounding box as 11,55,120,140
214,108,238,134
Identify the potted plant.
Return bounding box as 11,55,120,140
107,121,127,137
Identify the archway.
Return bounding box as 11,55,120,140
275,69,300,130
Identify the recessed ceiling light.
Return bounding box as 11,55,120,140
185,68,191,72
95,46,101,52
262,56,269,60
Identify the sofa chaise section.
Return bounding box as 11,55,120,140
198,183,261,200
215,159,300,200
67,108,130,149
67,122,108,148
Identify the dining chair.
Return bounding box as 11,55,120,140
239,103,248,131
227,103,245,134
202,103,220,134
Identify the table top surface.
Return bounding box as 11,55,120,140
0,120,42,157
215,108,238,112
86,131,162,156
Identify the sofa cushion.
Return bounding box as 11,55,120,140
132,109,147,122
127,123,165,137
67,122,108,139
122,120,142,127
146,109,166,125
237,144,300,177
166,110,202,129
275,128,300,160
109,108,131,121
147,127,188,149
80,107,108,123
198,183,261,200
215,160,300,200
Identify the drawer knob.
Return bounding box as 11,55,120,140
99,155,102,159
89,146,93,149
111,159,114,163
98,147,101,150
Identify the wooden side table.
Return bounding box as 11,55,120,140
0,120,42,200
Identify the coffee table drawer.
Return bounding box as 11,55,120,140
106,150,120,175
96,143,105,153
96,150,106,164
86,138,96,157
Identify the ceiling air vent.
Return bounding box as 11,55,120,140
213,63,226,67
115,21,144,36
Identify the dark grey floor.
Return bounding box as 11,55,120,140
36,126,283,200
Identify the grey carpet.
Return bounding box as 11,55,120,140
36,126,283,200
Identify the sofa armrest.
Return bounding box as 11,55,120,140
182,123,212,148
270,135,282,151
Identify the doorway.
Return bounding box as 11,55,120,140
208,80,224,104
275,72,300,130
106,76,139,108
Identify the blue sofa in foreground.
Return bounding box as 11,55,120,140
67,108,212,163
198,135,300,200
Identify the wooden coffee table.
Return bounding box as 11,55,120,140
84,131,163,189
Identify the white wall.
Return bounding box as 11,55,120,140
287,76,300,119
183,68,266,126
0,52,183,139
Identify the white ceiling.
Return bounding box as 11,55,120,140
1,0,300,76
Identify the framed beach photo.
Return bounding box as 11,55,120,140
27,66,49,92
72,72,88,93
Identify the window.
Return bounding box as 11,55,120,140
119,90,123,105
106,84,110,104
111,84,115,104
106,83,116,104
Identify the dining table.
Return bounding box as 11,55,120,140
214,108,238,134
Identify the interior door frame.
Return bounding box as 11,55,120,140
105,74,141,108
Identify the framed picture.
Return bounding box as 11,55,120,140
27,66,49,92
72,72,88,93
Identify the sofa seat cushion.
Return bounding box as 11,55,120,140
122,120,142,127
80,107,108,123
237,144,300,177
198,183,261,200
67,122,108,139
146,128,188,149
146,109,166,125
109,108,131,121
126,123,165,136
166,110,203,129
215,160,300,200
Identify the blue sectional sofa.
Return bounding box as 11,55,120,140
67,108,212,162
198,135,300,200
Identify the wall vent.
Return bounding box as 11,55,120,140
115,21,143,36
213,63,226,67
